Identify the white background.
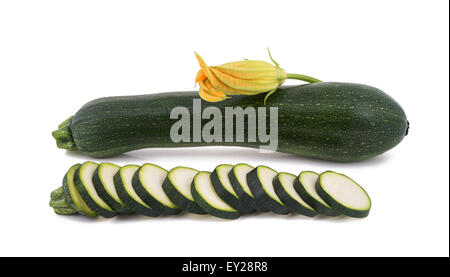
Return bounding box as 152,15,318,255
0,0,448,257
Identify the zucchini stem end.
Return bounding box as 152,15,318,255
52,116,77,151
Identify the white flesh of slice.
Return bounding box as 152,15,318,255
234,164,254,197
67,164,95,215
169,167,199,201
121,165,150,208
99,163,124,205
300,172,331,208
139,164,177,208
216,165,238,198
81,162,114,211
195,172,237,212
278,173,315,210
257,166,284,205
320,172,370,210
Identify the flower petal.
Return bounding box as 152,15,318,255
194,52,288,102
201,79,227,98
210,67,281,92
198,87,227,102
195,52,234,92
195,70,206,85
220,60,274,70
213,65,281,80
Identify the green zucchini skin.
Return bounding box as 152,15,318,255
273,174,318,217
92,164,132,214
132,166,182,215
162,176,206,215
210,166,255,214
246,167,291,215
74,163,117,218
54,82,408,162
293,175,340,217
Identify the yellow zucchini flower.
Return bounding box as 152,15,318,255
194,50,321,104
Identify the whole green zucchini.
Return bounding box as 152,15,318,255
52,82,408,162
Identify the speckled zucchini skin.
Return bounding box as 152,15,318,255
61,82,408,162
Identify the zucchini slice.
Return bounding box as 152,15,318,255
92,163,132,214
246,166,291,214
191,172,240,219
114,165,160,217
211,164,255,213
294,171,340,216
63,163,96,217
162,166,206,214
273,173,318,217
132,164,181,215
74,161,116,218
228,163,268,212
316,171,371,218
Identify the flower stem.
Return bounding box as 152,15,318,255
286,73,322,83
264,73,322,105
